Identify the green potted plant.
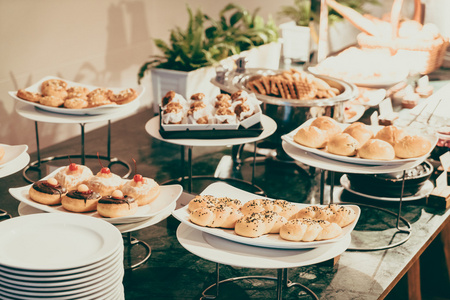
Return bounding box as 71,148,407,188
138,3,280,107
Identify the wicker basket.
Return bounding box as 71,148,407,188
356,0,449,74
357,32,449,74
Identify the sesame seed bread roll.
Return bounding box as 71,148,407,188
235,213,266,238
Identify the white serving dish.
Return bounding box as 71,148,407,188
9,76,143,116
172,182,360,250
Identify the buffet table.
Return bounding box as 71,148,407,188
1,101,449,299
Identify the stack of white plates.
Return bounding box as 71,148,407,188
0,213,124,299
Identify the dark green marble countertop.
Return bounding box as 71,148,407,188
1,80,449,300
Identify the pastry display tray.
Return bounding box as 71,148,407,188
159,122,264,139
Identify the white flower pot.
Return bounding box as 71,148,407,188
150,42,281,110
280,21,311,62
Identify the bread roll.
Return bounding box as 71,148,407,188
315,220,343,240
279,218,323,242
327,133,358,156
294,206,322,219
187,195,216,212
293,126,328,148
374,125,405,146
358,139,395,160
328,204,357,227
235,213,266,238
273,199,300,220
343,122,374,148
394,135,432,159
310,116,342,138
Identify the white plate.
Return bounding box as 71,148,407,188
344,104,365,123
8,167,183,225
0,262,122,294
0,152,30,179
0,144,28,169
282,141,426,174
340,175,434,202
9,76,144,116
177,223,351,269
0,213,122,271
0,245,122,281
172,182,360,250
282,118,438,166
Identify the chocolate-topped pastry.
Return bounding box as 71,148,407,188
29,178,67,205
97,190,138,218
61,184,101,213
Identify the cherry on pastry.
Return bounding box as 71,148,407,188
97,152,111,174
68,156,79,171
132,159,144,183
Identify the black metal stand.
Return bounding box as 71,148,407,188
201,264,319,300
23,120,131,183
161,142,265,195
123,232,151,270
321,170,412,251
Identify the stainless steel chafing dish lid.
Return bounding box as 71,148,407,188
211,67,359,107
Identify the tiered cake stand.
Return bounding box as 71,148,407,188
282,141,430,251
16,101,139,183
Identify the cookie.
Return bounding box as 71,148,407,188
40,95,65,107
16,89,42,103
41,79,68,99
66,86,90,100
64,97,89,109
111,88,138,105
87,88,113,107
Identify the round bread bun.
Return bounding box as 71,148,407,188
394,135,432,158
310,116,342,137
358,139,395,160
327,133,358,156
343,122,374,149
29,178,67,205
61,184,101,213
293,126,328,148
97,190,138,218
374,125,405,146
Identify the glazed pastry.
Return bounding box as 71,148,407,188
41,79,68,99
87,165,123,197
97,190,138,218
111,88,138,105
230,90,249,102
54,163,93,191
190,92,206,102
29,177,67,205
64,98,89,109
232,101,255,121
16,89,42,103
61,184,101,212
87,88,114,107
214,94,232,108
121,170,160,206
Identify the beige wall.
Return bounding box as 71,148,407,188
1,0,447,153
0,0,293,153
